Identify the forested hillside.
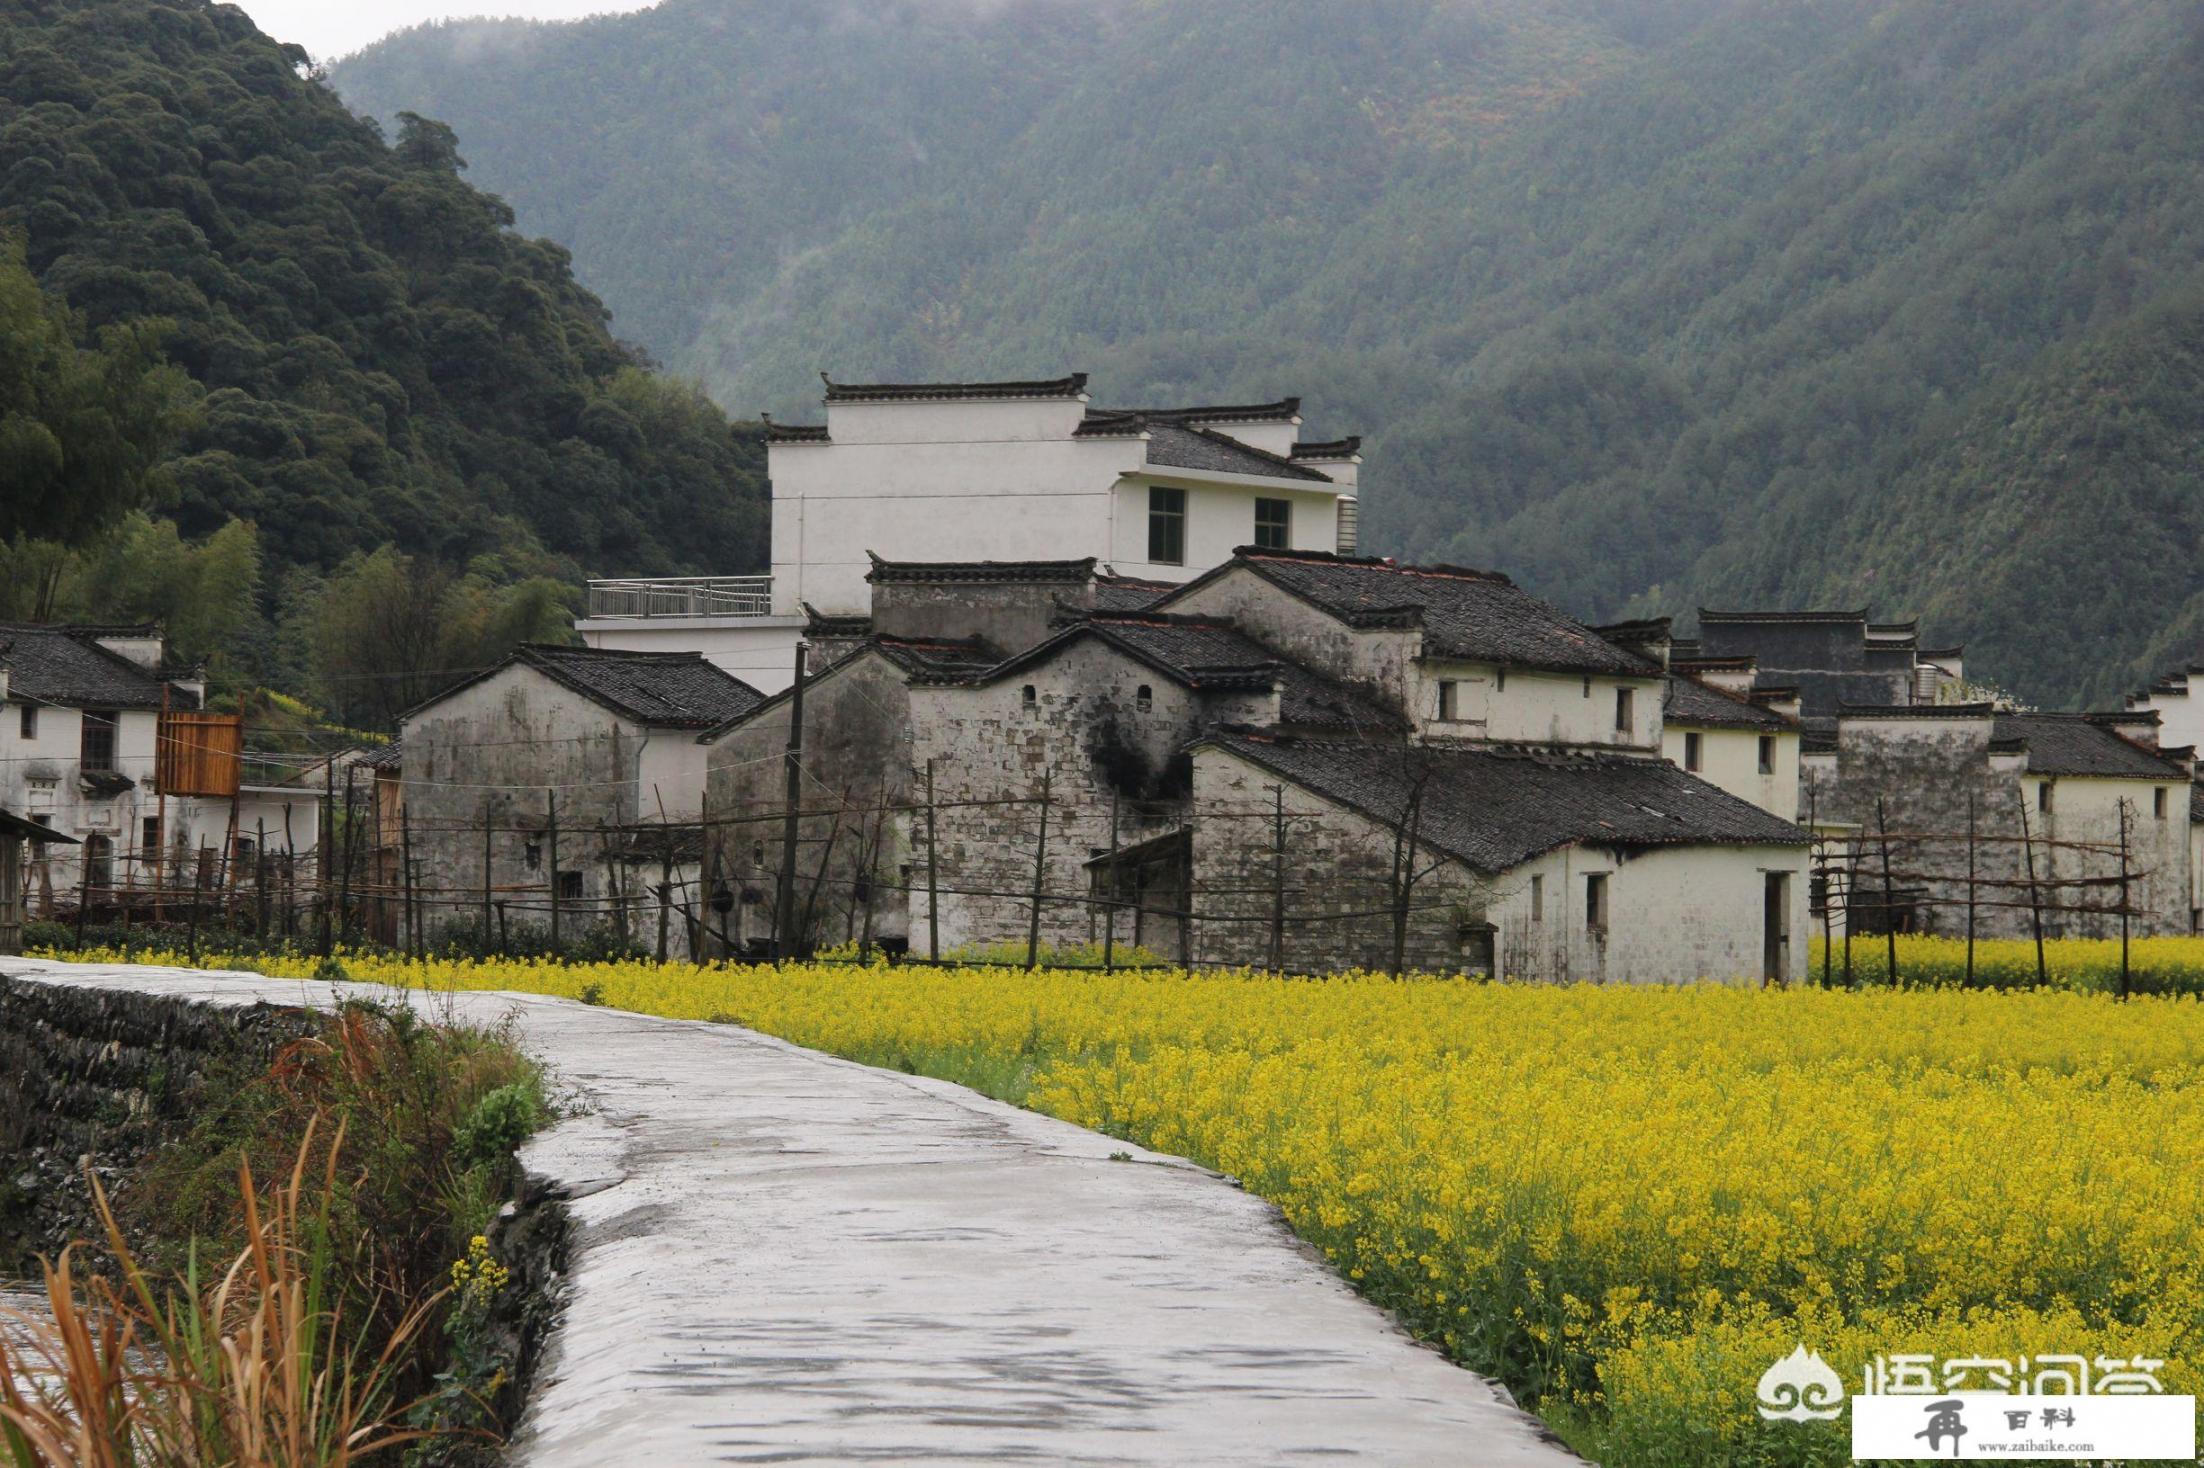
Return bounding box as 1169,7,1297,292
0,0,768,718
338,0,2204,705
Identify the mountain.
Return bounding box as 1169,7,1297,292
0,0,768,596
334,0,2204,706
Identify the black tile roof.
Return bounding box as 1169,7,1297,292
1664,673,1794,731
870,635,999,679
1171,551,1657,678
1699,609,1870,626
0,623,189,711
1202,730,1810,875
868,555,1098,585
0,808,76,843
1091,575,1176,612
408,645,763,730
1086,398,1301,427
356,738,403,772
696,634,998,742
821,372,1088,403
1138,423,1333,482
1994,713,2188,779
802,605,873,639
1290,436,1362,459
520,646,763,729
759,415,829,444
975,613,1402,732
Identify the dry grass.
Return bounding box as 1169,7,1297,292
0,1120,441,1468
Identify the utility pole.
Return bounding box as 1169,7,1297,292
1102,789,1119,974
924,758,941,964
1876,798,1898,985
481,794,495,954
1025,770,1052,971
338,764,358,948
547,788,561,955
774,643,808,964
1964,792,1977,988
400,804,417,959
2017,786,2047,988
1269,783,1287,973
2118,797,2133,1000
317,758,335,956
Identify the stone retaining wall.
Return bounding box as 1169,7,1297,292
0,972,317,1270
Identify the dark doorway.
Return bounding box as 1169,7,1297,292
1763,872,1791,982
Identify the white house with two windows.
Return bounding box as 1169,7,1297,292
578,373,1363,691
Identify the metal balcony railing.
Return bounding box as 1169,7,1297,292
586,575,774,620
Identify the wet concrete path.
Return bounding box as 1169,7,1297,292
2,959,1581,1466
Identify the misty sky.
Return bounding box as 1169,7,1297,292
232,2,659,62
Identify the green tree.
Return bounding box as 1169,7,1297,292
0,244,192,549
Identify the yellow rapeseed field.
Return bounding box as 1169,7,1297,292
48,941,2204,1465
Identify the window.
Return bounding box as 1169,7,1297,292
1021,684,1038,707
1254,497,1291,550
80,710,117,772
2156,786,2169,820
1683,731,1702,772
1147,486,1186,565
2037,781,2053,814
1135,684,1153,712
17,704,34,740
1585,872,1609,935
557,870,584,901
1437,681,1459,722
1758,735,1776,775
1495,668,1506,692
524,840,543,871
1613,687,1634,733
141,816,161,858
1581,676,1592,698
1530,874,1544,923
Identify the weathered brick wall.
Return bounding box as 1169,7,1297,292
1806,724,2189,940
401,667,645,943
871,576,1086,655
1189,746,1488,973
706,651,915,952
1157,568,1416,716
912,640,1270,954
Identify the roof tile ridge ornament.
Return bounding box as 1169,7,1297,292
1697,607,1872,624
819,371,1090,403
866,554,1100,584
1091,397,1302,425
1289,434,1362,459
759,411,829,444
520,641,700,663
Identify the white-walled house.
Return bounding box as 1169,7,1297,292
0,623,319,911
1192,730,1813,982
2128,665,2204,753
1804,706,2193,939
1149,549,1667,753
577,374,1365,692
399,644,761,946
1660,671,1803,820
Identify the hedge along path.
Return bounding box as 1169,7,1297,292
0,957,1578,1468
